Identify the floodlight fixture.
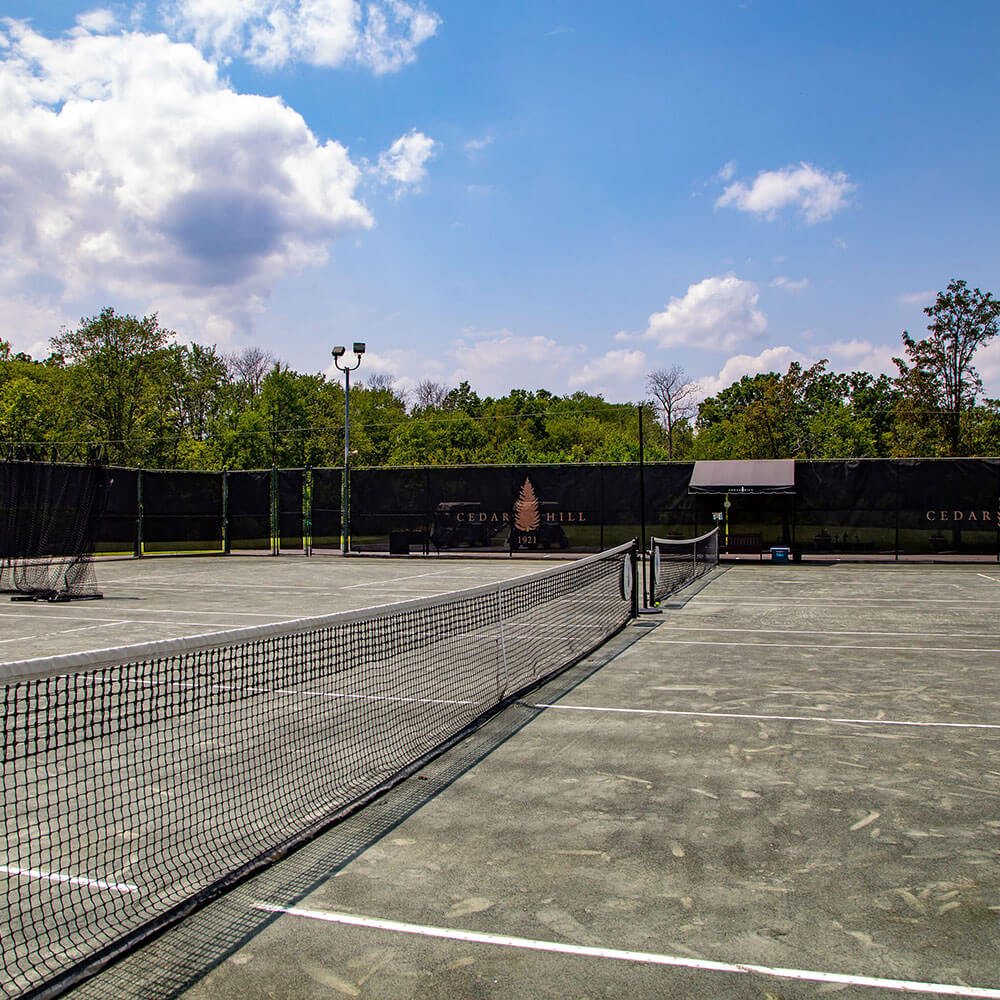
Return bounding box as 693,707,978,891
330,341,366,555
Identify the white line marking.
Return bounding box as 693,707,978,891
658,626,1000,640
0,865,140,895
342,570,454,589
254,905,1000,998
530,704,1000,730
693,596,1000,606
649,639,1000,654
978,574,1000,583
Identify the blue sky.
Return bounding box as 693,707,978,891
2,1,999,402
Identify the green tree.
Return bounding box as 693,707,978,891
50,308,172,464
893,280,1000,455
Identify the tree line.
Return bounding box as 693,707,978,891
1,280,997,469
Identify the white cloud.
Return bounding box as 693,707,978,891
716,160,736,182
641,275,766,352
568,348,647,392
820,339,896,377
695,345,810,399
327,346,447,398
464,134,493,159
977,339,1000,397
163,0,440,72
451,331,582,396
770,275,809,293
374,129,435,196
716,162,853,224
0,22,372,348
899,290,936,306
76,9,120,33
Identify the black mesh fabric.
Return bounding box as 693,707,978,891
0,543,636,999
92,468,138,555
0,463,110,599
225,471,271,550
277,470,304,551
310,469,342,549
141,472,223,552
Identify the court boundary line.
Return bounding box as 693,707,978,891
253,905,1000,998
530,704,1000,730
649,639,1000,654
692,597,1000,606
656,626,1000,640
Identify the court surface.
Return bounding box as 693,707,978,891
0,553,552,663
38,561,1000,999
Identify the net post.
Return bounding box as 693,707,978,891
630,540,639,618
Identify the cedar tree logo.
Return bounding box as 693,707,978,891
514,477,540,532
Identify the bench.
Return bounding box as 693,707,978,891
725,532,762,557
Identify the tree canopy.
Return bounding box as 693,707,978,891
1,282,998,468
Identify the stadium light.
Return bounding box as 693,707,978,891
332,344,365,554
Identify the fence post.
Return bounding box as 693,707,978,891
304,467,312,556
271,465,279,556
222,468,230,555
135,467,144,558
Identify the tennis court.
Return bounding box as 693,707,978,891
20,558,995,1000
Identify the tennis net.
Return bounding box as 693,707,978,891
1,541,636,1000
648,528,719,604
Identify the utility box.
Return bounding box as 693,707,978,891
770,546,791,563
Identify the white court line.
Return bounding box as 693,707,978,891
978,574,1000,583
342,570,456,590
694,596,1000,605
0,622,125,645
650,639,1000,654
0,865,140,895
531,704,1000,731
658,626,1000,640
0,612,300,629
254,905,1000,998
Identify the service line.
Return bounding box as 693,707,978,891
529,704,1000,731
254,905,1000,998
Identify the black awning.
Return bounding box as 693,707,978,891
689,459,796,494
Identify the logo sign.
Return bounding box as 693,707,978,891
925,509,1000,524
509,476,585,551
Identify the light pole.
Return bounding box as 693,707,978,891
332,342,365,554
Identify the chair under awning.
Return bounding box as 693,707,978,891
688,459,795,495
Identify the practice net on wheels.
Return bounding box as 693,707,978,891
649,528,719,604
0,541,636,1000
0,463,108,602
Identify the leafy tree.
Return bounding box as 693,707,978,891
50,308,173,464
893,279,1000,455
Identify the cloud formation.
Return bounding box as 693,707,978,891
695,345,810,399
0,20,373,344
374,129,436,196
770,276,810,293
568,348,647,391
641,276,767,352
716,162,853,223
163,0,441,72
